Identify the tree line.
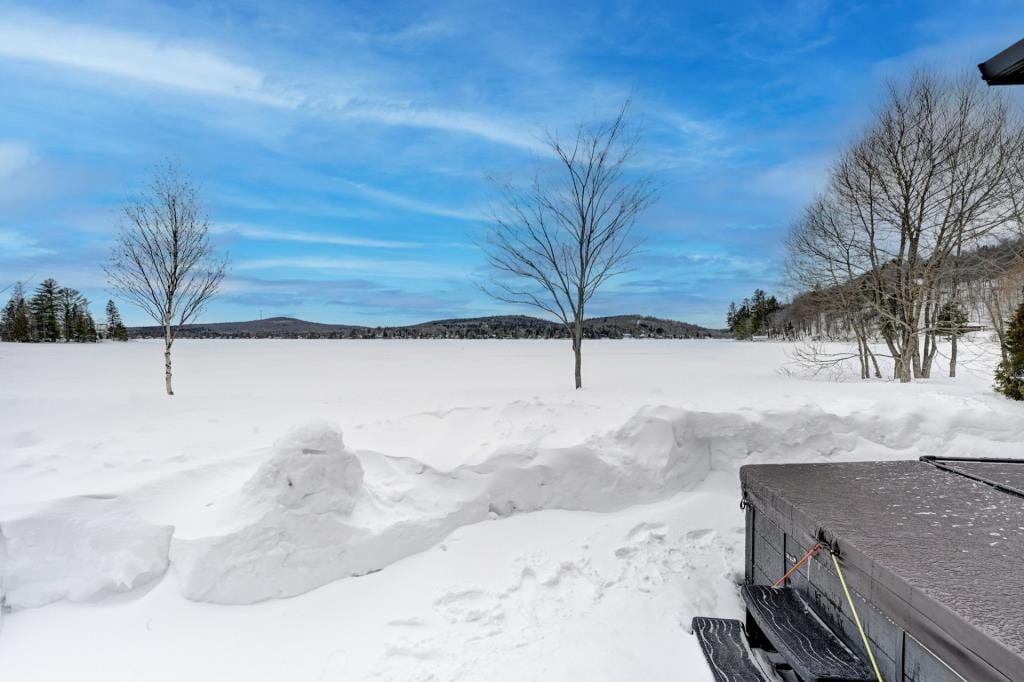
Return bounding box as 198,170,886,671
0,279,128,343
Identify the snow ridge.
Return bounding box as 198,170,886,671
4,402,1023,608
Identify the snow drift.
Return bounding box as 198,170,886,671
171,410,718,604
7,402,1024,608
166,399,1024,605
0,496,172,609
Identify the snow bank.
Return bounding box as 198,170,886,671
0,496,172,609
170,412,720,604
8,401,1023,609
475,406,714,515
174,397,1024,605
171,401,1006,605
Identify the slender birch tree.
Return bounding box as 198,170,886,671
482,101,656,389
106,165,227,395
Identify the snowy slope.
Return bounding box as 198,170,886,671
0,339,1021,680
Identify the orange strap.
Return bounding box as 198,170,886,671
774,542,822,587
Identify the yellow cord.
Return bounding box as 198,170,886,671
831,550,884,682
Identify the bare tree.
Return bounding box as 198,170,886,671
789,73,1024,382
106,165,227,395
786,196,883,379
481,101,656,389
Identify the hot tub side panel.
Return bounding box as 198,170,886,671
744,492,969,682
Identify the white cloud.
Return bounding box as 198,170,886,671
0,12,297,107
217,223,422,249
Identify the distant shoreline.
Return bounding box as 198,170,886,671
127,314,730,341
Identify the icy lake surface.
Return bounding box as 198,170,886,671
1,338,1022,680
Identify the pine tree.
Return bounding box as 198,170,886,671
2,284,19,339
936,301,968,338
995,298,1024,400
11,298,30,342
1,283,31,342
105,299,128,341
72,305,97,342
29,278,62,342
58,286,86,342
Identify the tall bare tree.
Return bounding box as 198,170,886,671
106,165,227,395
787,72,1024,382
482,101,656,389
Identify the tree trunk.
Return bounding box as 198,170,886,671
949,335,958,378
867,345,882,379
573,289,585,390
920,333,936,379
572,329,582,389
910,332,924,379
164,326,174,396
896,331,914,383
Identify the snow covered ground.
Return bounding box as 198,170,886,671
1,338,1022,681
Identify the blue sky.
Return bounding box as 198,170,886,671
2,1,1023,327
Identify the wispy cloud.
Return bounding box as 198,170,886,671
335,100,544,152
749,154,831,204
337,179,486,221
0,12,298,107
233,256,456,279
0,11,548,153
0,141,35,180
0,228,54,258
217,223,422,249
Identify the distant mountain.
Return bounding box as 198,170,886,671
129,314,728,340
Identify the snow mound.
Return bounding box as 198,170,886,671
0,496,172,610
242,421,365,514
171,423,483,604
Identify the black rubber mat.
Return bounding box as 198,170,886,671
692,616,771,682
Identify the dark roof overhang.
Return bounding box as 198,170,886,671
979,38,1024,85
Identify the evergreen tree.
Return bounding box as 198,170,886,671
995,298,1024,400
727,288,783,339
936,301,968,338
57,286,86,342
11,298,31,341
1,283,32,342
105,299,129,341
71,305,97,342
2,284,19,339
29,278,62,342
734,297,753,339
